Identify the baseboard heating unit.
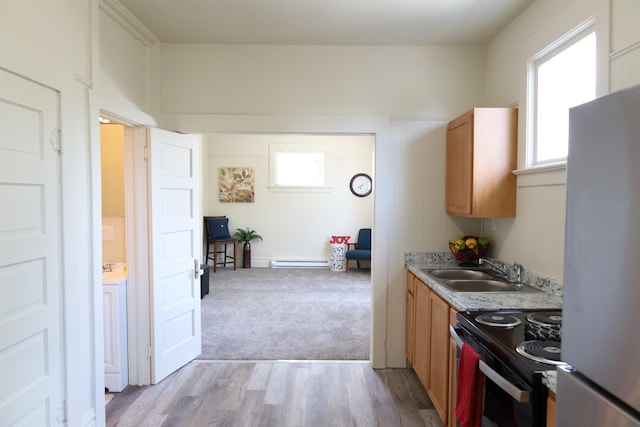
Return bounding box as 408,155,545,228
271,260,329,268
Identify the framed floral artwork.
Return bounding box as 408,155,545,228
219,167,255,202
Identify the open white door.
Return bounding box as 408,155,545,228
148,127,202,384
0,70,64,424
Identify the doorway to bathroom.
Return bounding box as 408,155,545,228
100,122,129,397
99,120,203,394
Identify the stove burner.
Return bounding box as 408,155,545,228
526,312,562,327
525,323,562,342
476,313,522,328
516,340,565,365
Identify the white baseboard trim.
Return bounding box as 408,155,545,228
271,260,329,268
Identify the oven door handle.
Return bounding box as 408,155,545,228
449,324,465,348
449,325,531,403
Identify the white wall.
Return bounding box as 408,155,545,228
610,0,640,90
1,0,99,425
384,118,482,356
203,133,374,267
100,124,127,264
159,44,486,118
483,0,611,282
97,0,158,115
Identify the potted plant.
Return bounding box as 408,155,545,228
233,227,263,268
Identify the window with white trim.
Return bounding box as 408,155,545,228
269,144,327,189
528,23,596,167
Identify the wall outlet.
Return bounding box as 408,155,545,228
490,218,496,232
103,225,115,241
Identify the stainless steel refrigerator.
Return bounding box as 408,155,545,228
557,84,640,426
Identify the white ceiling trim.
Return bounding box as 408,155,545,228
101,0,159,46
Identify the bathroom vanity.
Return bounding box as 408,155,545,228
103,271,128,392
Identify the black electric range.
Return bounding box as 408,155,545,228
455,309,564,385
452,309,564,427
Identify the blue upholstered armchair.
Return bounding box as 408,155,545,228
345,228,371,272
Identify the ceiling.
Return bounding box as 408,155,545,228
118,0,535,46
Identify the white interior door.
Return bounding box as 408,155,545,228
148,127,201,384
0,70,63,425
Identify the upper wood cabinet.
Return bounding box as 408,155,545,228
445,108,518,218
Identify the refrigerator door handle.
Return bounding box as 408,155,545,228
450,325,531,403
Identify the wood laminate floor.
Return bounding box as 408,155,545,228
106,361,444,427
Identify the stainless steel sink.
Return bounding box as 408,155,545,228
423,269,494,280
439,279,539,293
421,268,541,293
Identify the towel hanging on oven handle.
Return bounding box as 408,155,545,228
450,325,531,403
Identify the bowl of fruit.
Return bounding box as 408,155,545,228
449,236,489,265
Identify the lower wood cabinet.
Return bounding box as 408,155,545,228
448,308,458,427
413,277,431,388
405,271,416,364
428,290,450,421
406,271,458,426
547,390,557,427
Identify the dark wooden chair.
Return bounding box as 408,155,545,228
345,228,372,272
204,216,237,272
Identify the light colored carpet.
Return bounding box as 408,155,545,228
199,267,371,360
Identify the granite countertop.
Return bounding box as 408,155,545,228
406,262,562,312
542,370,558,394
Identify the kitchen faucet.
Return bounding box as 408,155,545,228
478,258,507,279
513,263,525,283
479,258,525,286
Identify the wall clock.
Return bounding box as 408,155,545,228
349,173,372,197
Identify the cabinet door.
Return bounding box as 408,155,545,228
448,308,458,427
429,291,450,423
448,337,458,427
472,108,517,218
103,284,118,374
414,281,431,389
445,111,473,216
406,290,415,364
406,271,416,363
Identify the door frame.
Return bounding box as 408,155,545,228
123,124,153,385
98,112,155,386
173,116,389,369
